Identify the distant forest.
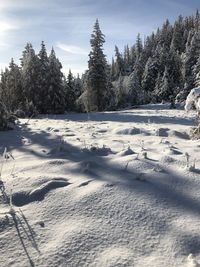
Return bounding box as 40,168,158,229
1,10,200,126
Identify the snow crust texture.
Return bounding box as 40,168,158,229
0,104,200,267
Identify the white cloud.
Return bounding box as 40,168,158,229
56,42,88,56
0,21,18,33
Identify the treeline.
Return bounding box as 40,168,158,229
111,10,200,107
1,11,200,127
0,42,82,116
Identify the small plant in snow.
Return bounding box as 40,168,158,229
142,151,148,159
124,160,131,171
187,159,197,172
135,153,139,160
9,188,15,215
184,152,197,171
0,148,7,181
185,152,190,168
59,139,65,152
140,140,145,151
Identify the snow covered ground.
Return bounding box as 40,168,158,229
0,104,200,267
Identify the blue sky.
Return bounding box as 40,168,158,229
0,0,199,75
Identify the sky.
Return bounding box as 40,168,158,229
0,0,199,76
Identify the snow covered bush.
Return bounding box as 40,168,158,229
185,87,200,114
185,87,200,138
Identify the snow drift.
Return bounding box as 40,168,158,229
185,87,200,113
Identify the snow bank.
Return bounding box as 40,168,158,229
185,87,200,112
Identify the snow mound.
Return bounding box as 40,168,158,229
12,178,70,207
94,246,133,267
187,254,200,267
164,147,183,155
156,127,170,137
113,127,141,135
168,130,190,140
185,87,200,112
117,147,135,156
160,155,176,163
82,145,113,156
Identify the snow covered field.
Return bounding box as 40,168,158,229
0,104,200,267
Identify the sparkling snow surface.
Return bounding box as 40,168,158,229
0,104,200,267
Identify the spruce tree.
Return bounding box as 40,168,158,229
193,55,200,87
142,57,159,92
6,59,22,112
87,19,109,111
0,102,8,130
46,48,66,114
171,15,185,53
21,44,40,111
65,69,76,111
38,41,49,113
127,71,143,105
0,68,9,110
183,31,200,90
115,46,125,77
159,67,171,101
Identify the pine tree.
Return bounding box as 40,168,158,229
158,19,173,49
0,68,9,110
159,67,171,101
21,44,40,111
154,72,163,102
124,45,131,74
135,34,143,58
0,102,8,130
74,74,82,99
183,31,200,90
171,15,185,53
6,59,22,112
87,19,109,111
142,57,159,92
38,41,49,113
65,69,76,111
114,46,125,77
127,71,144,105
114,74,125,107
46,48,66,114
193,55,200,87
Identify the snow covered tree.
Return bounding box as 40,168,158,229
127,71,144,105
124,45,131,74
158,19,173,49
87,19,109,111
45,48,66,114
74,74,83,99
0,102,9,130
135,34,143,58
21,43,40,111
142,57,159,92
158,67,172,101
0,60,22,112
182,30,200,90
0,68,9,110
37,41,49,113
114,46,125,77
194,55,200,87
170,15,185,53
65,69,76,111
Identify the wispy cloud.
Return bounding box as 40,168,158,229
0,21,19,33
56,42,88,55
0,0,199,74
